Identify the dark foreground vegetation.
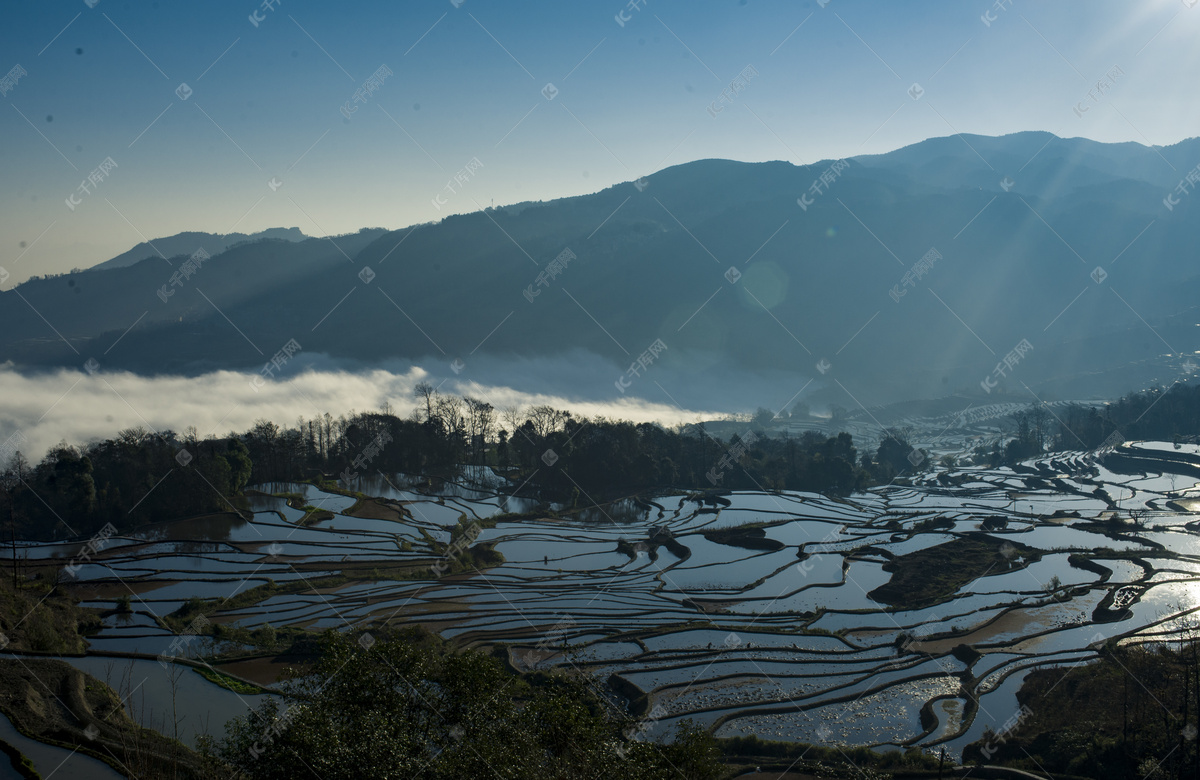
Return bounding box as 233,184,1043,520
966,637,1200,779
203,628,725,779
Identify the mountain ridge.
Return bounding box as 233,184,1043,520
3,131,1196,410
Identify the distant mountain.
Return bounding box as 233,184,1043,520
90,227,308,271
2,132,1198,410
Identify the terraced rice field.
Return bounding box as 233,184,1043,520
32,442,1200,758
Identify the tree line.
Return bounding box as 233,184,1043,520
1,383,940,540
1,430,250,540
972,381,1200,465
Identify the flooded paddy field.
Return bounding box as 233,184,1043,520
32,441,1200,758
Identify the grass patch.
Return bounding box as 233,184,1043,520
0,577,101,654
868,533,1041,609
701,525,783,551
295,505,335,526
193,665,266,695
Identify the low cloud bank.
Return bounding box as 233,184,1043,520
0,360,728,463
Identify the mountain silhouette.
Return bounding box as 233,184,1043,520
90,227,308,271
2,132,1197,409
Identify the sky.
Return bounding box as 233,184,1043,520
1,0,1197,282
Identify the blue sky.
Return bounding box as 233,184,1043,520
2,0,1197,280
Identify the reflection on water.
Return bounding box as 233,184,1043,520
61,656,270,748
0,710,123,780
133,512,252,542
571,498,648,525
33,443,1200,759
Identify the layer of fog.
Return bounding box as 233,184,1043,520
0,360,734,464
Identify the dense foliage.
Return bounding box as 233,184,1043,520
967,638,1200,779
970,380,1200,465
204,629,723,780
1052,381,1200,448
237,388,885,498
0,430,250,539
1,386,925,540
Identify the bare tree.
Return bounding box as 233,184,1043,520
527,405,566,439
434,394,466,443
464,397,496,464
414,382,436,423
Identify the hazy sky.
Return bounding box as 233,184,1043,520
2,0,1196,281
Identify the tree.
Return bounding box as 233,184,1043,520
0,453,29,586
414,381,436,423
206,630,724,779
875,429,917,479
